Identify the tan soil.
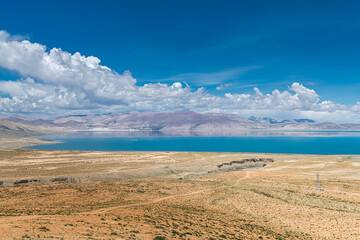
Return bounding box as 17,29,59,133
0,150,359,239
0,136,55,150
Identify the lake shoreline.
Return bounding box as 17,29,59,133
25,133,360,155
2,132,360,155
0,135,58,150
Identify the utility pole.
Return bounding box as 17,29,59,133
316,172,322,191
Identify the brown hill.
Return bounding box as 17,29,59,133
0,119,49,136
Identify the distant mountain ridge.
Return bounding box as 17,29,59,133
0,119,49,136
2,111,360,135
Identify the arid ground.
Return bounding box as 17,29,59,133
0,148,359,239
0,136,54,150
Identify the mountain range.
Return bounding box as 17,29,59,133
1,111,360,136
0,119,48,136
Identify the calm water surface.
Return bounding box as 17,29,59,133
27,131,360,154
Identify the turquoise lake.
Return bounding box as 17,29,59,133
27,132,360,154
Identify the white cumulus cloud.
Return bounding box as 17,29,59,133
0,30,359,123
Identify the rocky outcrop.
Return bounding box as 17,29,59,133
0,176,77,187
217,158,274,169
50,177,76,184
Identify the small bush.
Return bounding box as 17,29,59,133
39,226,50,232
153,236,166,240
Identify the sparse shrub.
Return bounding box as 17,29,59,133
153,236,166,240
39,226,50,232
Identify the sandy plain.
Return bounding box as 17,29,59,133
0,136,54,150
0,143,359,239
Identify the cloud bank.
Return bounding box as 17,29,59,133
0,30,359,123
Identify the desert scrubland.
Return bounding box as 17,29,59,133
0,149,359,239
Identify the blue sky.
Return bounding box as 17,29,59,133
0,0,359,122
